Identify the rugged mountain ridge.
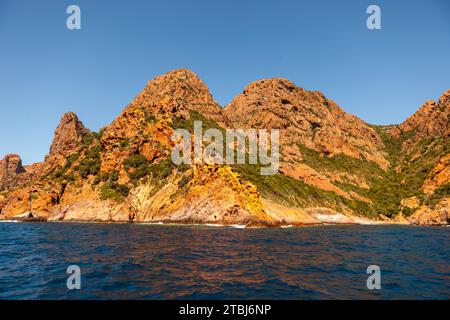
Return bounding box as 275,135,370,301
379,89,450,224
223,77,389,217
223,78,388,169
0,69,448,226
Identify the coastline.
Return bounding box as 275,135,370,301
0,216,416,228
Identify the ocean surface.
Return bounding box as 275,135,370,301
0,222,448,300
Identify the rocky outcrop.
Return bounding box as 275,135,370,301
391,90,450,149
0,154,39,194
0,69,448,226
383,89,450,224
222,78,390,213
0,154,26,190
130,164,278,227
408,198,449,225
48,112,89,160
423,154,450,195
223,78,389,169
48,200,130,222
0,185,58,219
100,69,224,172
279,163,351,199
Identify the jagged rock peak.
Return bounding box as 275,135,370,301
438,89,450,107
99,69,224,171
148,68,205,85
391,88,450,140
242,78,298,93
0,154,26,191
145,68,214,102
139,68,223,120
48,112,89,158
1,154,25,178
237,77,331,108
109,68,224,129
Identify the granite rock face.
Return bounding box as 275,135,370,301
0,70,448,226
223,78,389,169
0,154,25,190
391,90,450,146
48,112,90,159
388,90,450,225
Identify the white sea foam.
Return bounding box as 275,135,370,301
140,221,164,225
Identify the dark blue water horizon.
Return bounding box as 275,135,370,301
0,222,448,300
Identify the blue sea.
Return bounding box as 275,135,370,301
0,222,448,299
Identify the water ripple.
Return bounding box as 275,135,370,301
0,223,448,299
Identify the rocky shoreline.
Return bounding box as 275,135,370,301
3,207,444,227
1,70,448,227
3,217,446,228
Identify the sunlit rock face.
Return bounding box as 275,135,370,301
0,70,448,226
0,154,25,191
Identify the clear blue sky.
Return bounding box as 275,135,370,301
0,0,449,165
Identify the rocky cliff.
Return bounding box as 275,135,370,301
0,69,448,226
0,154,26,190
223,78,388,169
223,78,389,219
380,89,450,225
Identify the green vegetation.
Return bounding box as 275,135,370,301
235,163,338,207
46,107,447,218
119,138,130,151
93,171,119,186
75,144,102,179
402,207,415,216
170,111,383,217
97,128,106,141
144,113,157,123
94,169,129,202
148,159,174,180
171,110,223,133
67,153,80,166
178,172,193,189
100,182,130,202
368,126,448,217
294,143,383,183
81,132,95,148
123,154,150,182
82,130,105,148
425,183,450,207
49,152,80,184
123,154,181,184
233,163,377,218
